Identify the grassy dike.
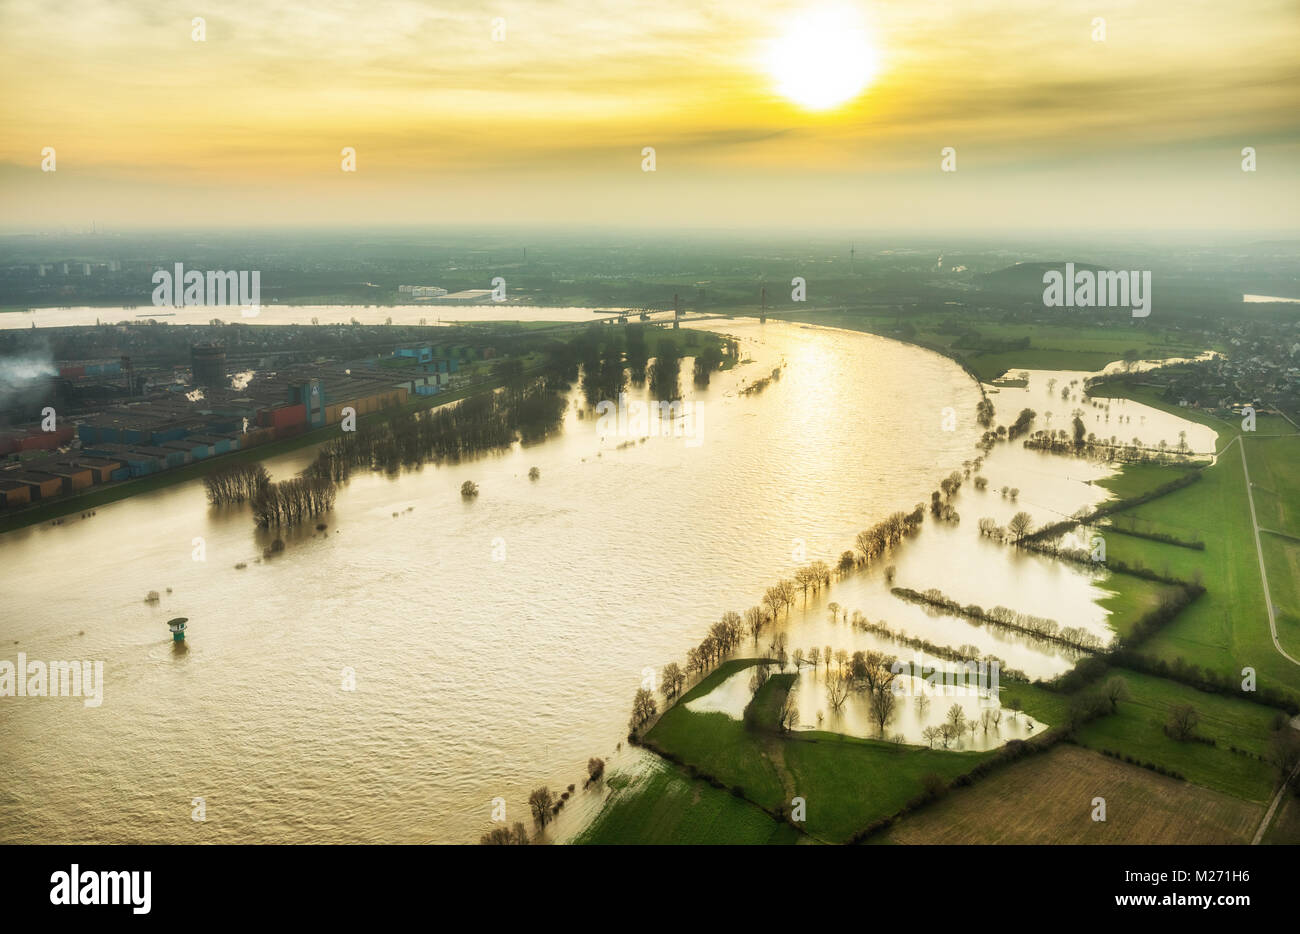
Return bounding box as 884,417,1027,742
582,659,988,845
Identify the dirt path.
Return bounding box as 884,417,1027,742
1230,435,1300,667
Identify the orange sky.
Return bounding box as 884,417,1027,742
2,0,1297,230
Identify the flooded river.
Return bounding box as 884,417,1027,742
0,318,1206,843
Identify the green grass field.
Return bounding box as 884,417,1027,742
1242,436,1300,657
1102,453,1297,687
1096,462,1193,500
746,672,797,729
1076,384,1300,692
1097,575,1188,642
777,731,984,841
643,658,988,843
997,679,1072,724
1072,669,1284,803
1245,436,1300,535
573,758,799,845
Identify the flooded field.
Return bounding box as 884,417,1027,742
0,317,1208,843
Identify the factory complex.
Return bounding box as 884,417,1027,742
1,341,472,511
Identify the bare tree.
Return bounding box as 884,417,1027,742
528,787,555,826
745,606,766,643
1166,704,1200,741
480,822,529,845
869,683,897,735
762,586,783,621
946,703,966,737
629,688,657,731
825,674,849,711
778,694,800,733
776,579,798,615
662,662,685,699
1008,511,1033,542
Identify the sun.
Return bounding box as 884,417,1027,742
763,4,881,111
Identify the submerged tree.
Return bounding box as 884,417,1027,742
528,788,556,827
629,687,657,731
1008,511,1033,542
826,674,849,711
778,695,800,733
648,338,682,400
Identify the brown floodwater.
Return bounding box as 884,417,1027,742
0,318,1206,843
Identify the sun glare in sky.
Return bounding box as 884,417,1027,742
763,3,881,111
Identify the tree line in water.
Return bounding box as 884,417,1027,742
204,326,736,528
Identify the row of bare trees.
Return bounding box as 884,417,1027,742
978,511,1035,543
684,610,746,677
252,477,338,528
304,376,565,484
892,586,1106,652
921,704,1004,748
821,649,902,736
854,507,925,565
827,608,1028,681
203,463,270,505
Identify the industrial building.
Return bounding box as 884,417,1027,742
398,285,448,299
191,344,227,388
1,355,416,511
0,425,75,456
436,289,496,302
